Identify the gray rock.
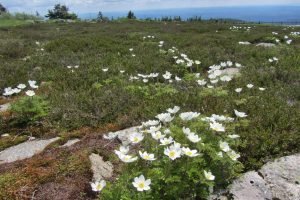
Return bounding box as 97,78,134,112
220,68,241,77
0,137,60,164
89,153,113,181
0,103,10,112
62,139,80,147
260,154,300,200
229,171,272,200
256,43,276,47
225,154,300,200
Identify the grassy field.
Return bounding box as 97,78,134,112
0,20,299,199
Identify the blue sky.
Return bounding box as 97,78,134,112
1,0,300,14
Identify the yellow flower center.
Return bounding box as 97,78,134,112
133,137,139,142
169,151,175,158
138,182,145,189
96,185,103,191
145,155,150,160
187,151,192,156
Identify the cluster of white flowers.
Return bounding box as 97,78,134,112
2,80,38,97
230,26,252,32
290,32,300,36
235,84,266,93
173,53,201,68
143,35,155,40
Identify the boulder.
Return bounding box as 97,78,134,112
89,153,113,181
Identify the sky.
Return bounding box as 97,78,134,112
1,0,300,14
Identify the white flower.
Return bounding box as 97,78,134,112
25,90,35,97
259,87,266,91
204,170,215,181
146,125,161,134
247,84,254,89
164,146,181,160
115,146,130,156
182,127,192,135
234,109,247,118
210,79,219,84
156,113,174,123
129,132,144,144
28,80,38,89
163,71,172,80
132,54,136,57
195,60,201,65
175,76,182,81
164,129,171,134
210,122,225,132
129,48,134,51
219,141,231,152
235,63,242,68
119,154,138,163
151,131,165,140
194,73,201,78
187,132,201,143
235,88,242,93
227,150,240,161
167,106,180,114
132,175,151,192
13,88,21,94
228,134,240,139
120,70,125,73
91,180,106,192
102,68,108,72
217,152,223,157
182,147,200,157
74,65,79,69
143,79,149,83
179,112,200,121
286,40,292,45
197,79,207,86
139,151,156,161
160,136,174,145
17,84,26,89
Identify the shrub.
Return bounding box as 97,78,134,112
100,108,244,199
10,96,49,125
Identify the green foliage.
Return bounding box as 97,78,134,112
127,10,136,19
10,96,49,125
101,115,243,199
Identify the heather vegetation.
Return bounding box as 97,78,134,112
0,19,299,199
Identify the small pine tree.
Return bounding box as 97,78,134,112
127,10,136,19
97,11,103,21
0,3,7,14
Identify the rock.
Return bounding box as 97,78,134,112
224,154,300,200
220,68,241,77
229,171,272,200
0,137,60,164
62,139,80,147
89,153,113,181
238,41,251,45
256,43,276,47
116,126,140,145
0,103,10,112
260,154,300,200
1,134,10,137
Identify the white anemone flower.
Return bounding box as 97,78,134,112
17,84,26,89
210,122,225,132
220,76,232,82
204,170,215,181
187,132,201,143
217,152,223,157
182,127,192,135
235,88,242,93
102,68,108,72
25,90,35,97
182,147,200,157
142,120,160,127
129,48,134,52
179,112,200,121
91,180,106,192
156,113,174,123
139,151,156,161
160,136,174,145
164,146,181,160
164,129,171,134
28,80,38,89
132,175,151,192
120,70,125,73
175,76,182,81
219,141,230,152
167,106,180,114
259,87,266,91
195,60,201,65
197,79,207,86
247,84,254,89
210,79,219,84
103,132,118,140
163,71,172,80
13,88,21,94
234,109,247,118
119,154,138,163
129,132,144,144
227,150,241,161
151,131,165,140
114,146,130,156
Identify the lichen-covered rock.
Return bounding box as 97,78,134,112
89,153,113,181
220,68,241,77
0,137,60,164
0,103,10,112
260,154,300,200
62,139,80,147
